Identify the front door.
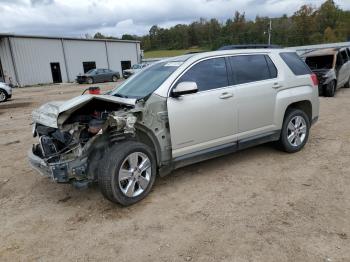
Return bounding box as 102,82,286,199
167,57,237,158
50,63,62,83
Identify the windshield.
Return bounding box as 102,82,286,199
132,64,142,69
305,55,334,70
111,61,181,99
86,69,96,74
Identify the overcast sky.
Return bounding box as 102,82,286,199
0,0,349,38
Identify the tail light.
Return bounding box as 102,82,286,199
88,86,101,95
311,73,318,87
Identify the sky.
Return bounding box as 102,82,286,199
0,0,349,38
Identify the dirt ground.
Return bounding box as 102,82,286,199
0,82,349,262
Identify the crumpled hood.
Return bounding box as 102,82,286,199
32,94,137,128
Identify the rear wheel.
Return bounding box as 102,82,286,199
87,77,94,84
112,75,118,82
278,109,310,153
98,141,157,206
324,80,336,97
0,90,7,102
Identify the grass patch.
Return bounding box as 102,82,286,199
144,48,207,58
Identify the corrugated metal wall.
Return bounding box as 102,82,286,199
106,41,139,73
0,36,141,86
0,38,16,84
11,37,68,86
63,40,109,82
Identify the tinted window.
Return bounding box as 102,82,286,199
178,58,228,91
336,53,344,67
229,55,272,85
340,51,348,62
346,48,350,59
265,56,278,78
280,52,311,75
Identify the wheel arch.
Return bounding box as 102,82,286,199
284,100,312,123
134,124,162,166
0,88,8,96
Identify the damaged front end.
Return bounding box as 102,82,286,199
28,94,139,185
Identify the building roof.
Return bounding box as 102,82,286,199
0,33,140,44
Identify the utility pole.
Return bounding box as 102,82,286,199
268,19,272,45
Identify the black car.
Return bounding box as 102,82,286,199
77,68,120,84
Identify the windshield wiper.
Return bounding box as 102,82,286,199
114,93,128,98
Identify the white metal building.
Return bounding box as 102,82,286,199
0,34,141,86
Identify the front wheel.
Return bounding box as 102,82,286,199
98,141,157,206
278,109,310,153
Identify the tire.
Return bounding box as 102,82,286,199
324,80,336,97
87,77,94,84
98,141,157,206
112,75,118,82
0,90,7,103
344,77,350,88
278,109,310,153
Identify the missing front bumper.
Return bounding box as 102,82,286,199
28,148,88,183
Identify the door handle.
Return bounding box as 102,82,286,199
272,82,282,89
219,92,234,99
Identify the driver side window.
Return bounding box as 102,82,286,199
177,57,229,92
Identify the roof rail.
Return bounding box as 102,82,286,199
217,44,281,50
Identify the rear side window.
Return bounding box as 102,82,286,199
265,56,278,78
280,52,311,75
178,57,229,92
228,55,275,85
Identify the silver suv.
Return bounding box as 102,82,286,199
29,49,319,206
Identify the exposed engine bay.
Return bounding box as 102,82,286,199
30,95,140,185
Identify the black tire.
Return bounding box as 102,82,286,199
0,89,7,103
112,75,118,82
278,109,310,153
344,77,350,88
324,80,336,97
87,77,94,84
98,141,157,206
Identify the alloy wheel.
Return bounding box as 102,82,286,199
118,152,152,198
287,116,307,147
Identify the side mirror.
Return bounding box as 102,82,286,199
172,81,198,97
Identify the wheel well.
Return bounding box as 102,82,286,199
286,100,312,122
135,128,161,165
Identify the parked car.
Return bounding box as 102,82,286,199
123,64,148,79
76,69,120,84
29,49,319,206
0,82,12,102
302,47,350,97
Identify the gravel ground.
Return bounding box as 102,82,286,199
0,83,349,262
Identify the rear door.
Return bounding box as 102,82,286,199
228,54,279,139
167,57,238,158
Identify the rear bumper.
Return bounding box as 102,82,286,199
311,116,318,126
